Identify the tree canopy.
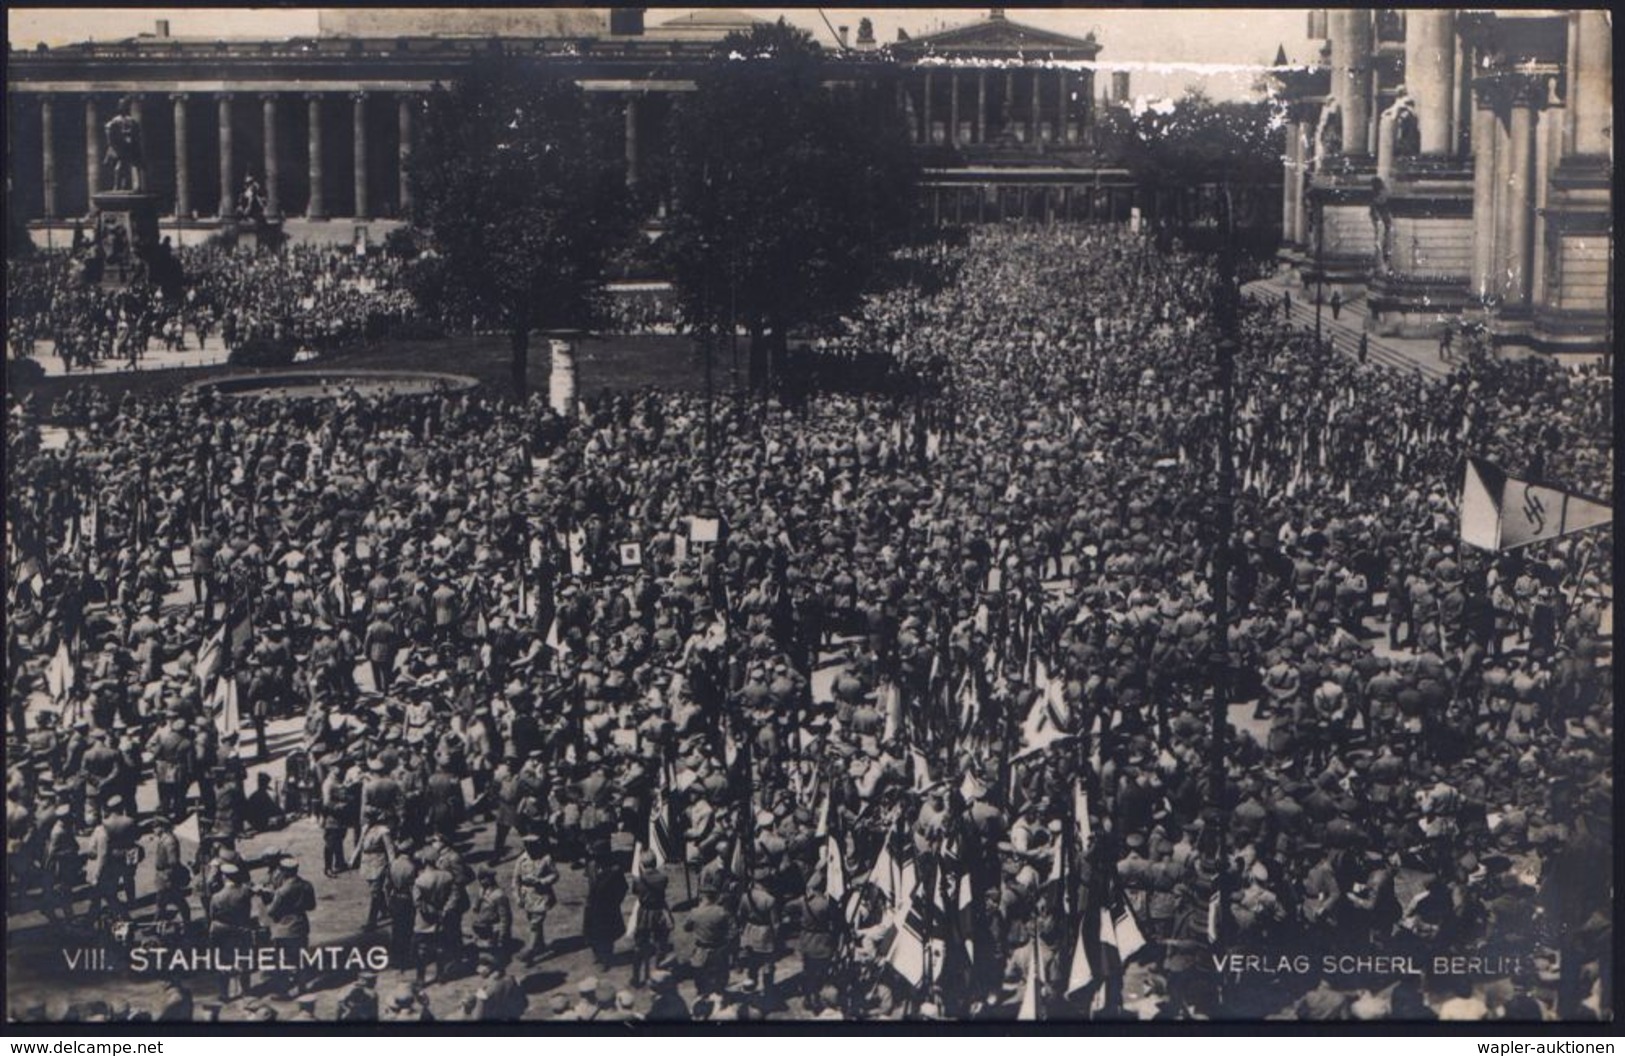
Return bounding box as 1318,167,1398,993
663,20,918,391
408,59,636,398
1097,90,1285,190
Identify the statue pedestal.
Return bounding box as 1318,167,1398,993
91,191,161,247
90,191,162,287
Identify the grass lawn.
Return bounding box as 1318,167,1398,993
11,332,733,407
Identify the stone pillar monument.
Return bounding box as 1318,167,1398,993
549,338,578,418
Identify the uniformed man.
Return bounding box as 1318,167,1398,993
512,835,559,966
411,849,454,984
431,835,473,973
152,979,194,1022
583,837,629,967
208,861,254,1000
798,870,842,1011
5,784,37,909
354,806,395,929
335,971,379,1021
382,984,434,1022
738,865,782,994
464,952,527,1021
470,866,513,968
645,967,690,1022
320,758,354,877
146,715,194,818
259,855,317,996
87,795,140,919
425,760,465,840
149,815,191,925
629,850,673,985
682,881,738,996
244,771,287,833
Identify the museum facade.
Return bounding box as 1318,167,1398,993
6,7,1140,245
1275,9,1611,357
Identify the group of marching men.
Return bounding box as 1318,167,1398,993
6,222,1613,1022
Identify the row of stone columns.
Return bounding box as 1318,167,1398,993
910,67,1080,147
1472,72,1550,305
1565,9,1611,160
34,90,417,221
1403,10,1455,157
1328,9,1374,158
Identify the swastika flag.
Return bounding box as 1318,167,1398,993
1460,457,1611,551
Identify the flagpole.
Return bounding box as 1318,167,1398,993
1207,185,1238,977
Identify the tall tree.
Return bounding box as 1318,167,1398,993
1098,88,1284,190
408,59,635,398
665,21,918,392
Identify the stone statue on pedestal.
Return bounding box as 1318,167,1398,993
239,173,267,223
103,96,145,192
1369,176,1395,275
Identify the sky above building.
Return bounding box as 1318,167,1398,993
7,7,1312,101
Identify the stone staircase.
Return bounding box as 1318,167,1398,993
1242,278,1451,381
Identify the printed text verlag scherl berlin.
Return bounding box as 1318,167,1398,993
1212,954,1524,976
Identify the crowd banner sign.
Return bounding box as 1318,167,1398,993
1460,456,1613,551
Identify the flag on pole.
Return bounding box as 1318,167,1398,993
195,625,226,689
909,747,932,792
889,857,951,990
1019,692,1070,755
1459,456,1613,551
1073,780,1092,846
825,833,847,902
885,896,928,987
1065,914,1095,997
867,844,903,907
1017,935,1042,1020
1113,903,1147,961
228,607,253,656
45,640,75,702
879,679,903,743
647,791,676,868
212,675,241,739
958,672,980,732
544,615,567,655
626,841,645,936
955,869,976,963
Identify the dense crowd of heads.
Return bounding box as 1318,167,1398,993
7,243,422,371
5,224,1612,1022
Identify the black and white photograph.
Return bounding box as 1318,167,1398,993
3,6,1615,1029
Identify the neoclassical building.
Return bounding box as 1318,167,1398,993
6,7,1134,245
1275,9,1611,358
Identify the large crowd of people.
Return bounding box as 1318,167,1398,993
4,223,1612,1023
7,242,421,372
